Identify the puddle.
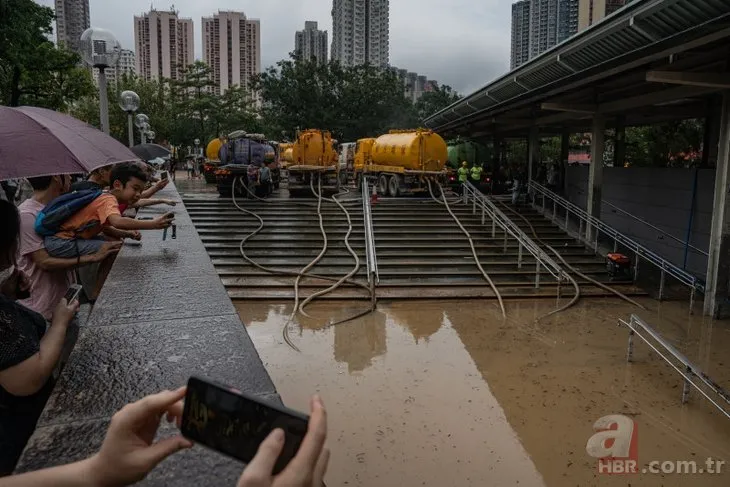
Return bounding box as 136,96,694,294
236,298,730,486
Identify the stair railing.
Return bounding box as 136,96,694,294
527,181,704,308
462,182,568,290
362,177,379,290
620,314,730,419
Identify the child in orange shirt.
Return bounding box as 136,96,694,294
44,163,173,259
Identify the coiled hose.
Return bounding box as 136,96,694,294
231,175,376,351
496,197,646,311
427,180,507,318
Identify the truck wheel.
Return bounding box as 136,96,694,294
388,175,400,197
378,174,388,196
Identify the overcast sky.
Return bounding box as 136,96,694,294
37,0,511,94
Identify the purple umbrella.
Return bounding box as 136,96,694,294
0,106,141,181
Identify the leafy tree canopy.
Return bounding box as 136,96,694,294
0,0,94,109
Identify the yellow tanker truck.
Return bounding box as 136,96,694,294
287,129,341,194
353,129,449,196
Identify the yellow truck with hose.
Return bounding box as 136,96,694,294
287,129,341,194
353,129,449,196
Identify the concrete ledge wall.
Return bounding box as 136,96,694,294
16,183,278,485
565,167,713,277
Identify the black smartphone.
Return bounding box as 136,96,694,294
64,284,83,304
181,377,309,474
161,171,169,180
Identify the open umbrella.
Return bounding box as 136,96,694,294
0,106,140,181
130,143,171,162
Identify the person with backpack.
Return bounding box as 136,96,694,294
39,164,174,298
17,175,121,321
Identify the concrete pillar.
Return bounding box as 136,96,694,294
702,96,722,168
586,115,606,241
704,93,730,317
528,126,539,183
614,116,626,168
560,130,570,194
493,136,503,173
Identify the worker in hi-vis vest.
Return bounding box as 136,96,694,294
470,164,483,183
458,161,469,184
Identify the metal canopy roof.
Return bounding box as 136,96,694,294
424,0,730,138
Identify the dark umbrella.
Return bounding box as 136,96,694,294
130,143,171,162
0,106,140,181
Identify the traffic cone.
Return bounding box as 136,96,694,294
370,184,378,205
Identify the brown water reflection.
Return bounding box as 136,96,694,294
237,299,730,487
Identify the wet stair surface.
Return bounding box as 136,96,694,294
184,193,644,301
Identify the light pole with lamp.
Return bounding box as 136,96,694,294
135,114,149,144
194,138,201,157
119,90,140,147
79,27,121,135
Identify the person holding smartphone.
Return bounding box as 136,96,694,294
0,388,329,486
0,200,80,475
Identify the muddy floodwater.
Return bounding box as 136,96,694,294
235,298,730,487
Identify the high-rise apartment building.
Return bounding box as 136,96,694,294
578,0,629,30
510,0,579,70
391,67,438,103
331,0,389,67
54,0,90,55
202,11,261,96
295,21,328,65
511,1,531,70
134,10,194,81
92,49,136,87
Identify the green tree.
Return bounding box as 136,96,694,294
0,0,94,109
625,119,704,168
251,57,419,142
414,84,462,122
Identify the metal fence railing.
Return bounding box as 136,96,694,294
463,182,568,289
619,314,730,420
528,181,705,306
362,177,379,288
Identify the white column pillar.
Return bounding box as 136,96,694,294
704,93,730,317
586,115,605,241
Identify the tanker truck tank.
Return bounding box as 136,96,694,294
371,130,448,172
287,129,342,195
354,129,448,197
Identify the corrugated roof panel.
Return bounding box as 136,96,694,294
424,0,730,128
518,63,573,89
490,83,527,102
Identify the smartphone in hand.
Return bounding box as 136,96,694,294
181,376,309,474
161,171,169,181
64,284,83,304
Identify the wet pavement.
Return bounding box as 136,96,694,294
178,175,730,486
237,299,730,487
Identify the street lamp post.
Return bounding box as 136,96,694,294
80,28,121,135
194,138,201,158
135,114,149,145
119,90,140,148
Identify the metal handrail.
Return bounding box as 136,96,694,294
362,178,379,284
602,200,709,257
463,182,566,284
528,181,705,296
620,314,730,419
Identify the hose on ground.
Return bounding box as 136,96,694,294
298,184,360,317
497,197,646,311
427,180,507,318
284,176,329,350
231,175,376,351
